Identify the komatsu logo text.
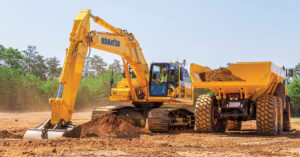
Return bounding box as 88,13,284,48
101,38,120,47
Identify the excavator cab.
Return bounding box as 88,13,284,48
149,63,182,97
149,63,170,96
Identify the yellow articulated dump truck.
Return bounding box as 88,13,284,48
190,62,291,136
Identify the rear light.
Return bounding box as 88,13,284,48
228,94,239,101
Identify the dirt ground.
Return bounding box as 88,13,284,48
1,112,300,156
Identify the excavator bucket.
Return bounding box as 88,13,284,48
24,129,65,140
23,119,77,139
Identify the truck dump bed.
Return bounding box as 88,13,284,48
190,62,285,100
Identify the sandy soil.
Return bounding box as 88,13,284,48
0,111,300,156
201,68,244,82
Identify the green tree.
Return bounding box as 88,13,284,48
294,63,300,77
0,66,48,110
288,77,300,115
90,55,107,76
82,57,94,78
22,45,48,80
31,55,48,80
46,56,61,79
0,45,24,69
23,45,38,73
108,59,122,73
0,45,4,65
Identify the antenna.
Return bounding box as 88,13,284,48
181,59,187,67
175,57,180,65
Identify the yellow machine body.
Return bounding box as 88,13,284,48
190,61,286,101
110,64,193,104
48,10,193,126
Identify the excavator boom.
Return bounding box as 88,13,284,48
49,10,151,126
24,10,150,139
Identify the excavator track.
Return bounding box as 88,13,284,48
92,105,130,120
92,105,148,127
147,108,170,131
147,107,195,132
92,106,194,132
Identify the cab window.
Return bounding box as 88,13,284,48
180,67,190,83
151,64,169,85
170,64,179,87
149,63,169,96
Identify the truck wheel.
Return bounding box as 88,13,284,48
276,97,283,134
256,95,278,136
226,120,242,131
283,97,291,131
194,95,226,133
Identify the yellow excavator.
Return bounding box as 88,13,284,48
24,10,194,139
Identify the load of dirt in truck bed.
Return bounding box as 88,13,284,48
63,114,144,138
201,68,244,82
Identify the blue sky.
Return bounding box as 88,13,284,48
0,0,299,69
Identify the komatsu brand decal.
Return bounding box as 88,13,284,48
101,38,120,47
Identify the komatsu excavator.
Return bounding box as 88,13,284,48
24,10,194,139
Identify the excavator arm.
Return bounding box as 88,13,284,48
49,10,149,126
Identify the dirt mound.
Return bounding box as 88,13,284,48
0,130,23,139
63,114,144,138
201,68,244,82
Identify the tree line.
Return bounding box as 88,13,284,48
0,45,122,111
0,44,300,116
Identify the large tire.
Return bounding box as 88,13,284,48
276,97,283,134
256,95,278,136
194,95,226,133
226,120,242,131
283,96,291,131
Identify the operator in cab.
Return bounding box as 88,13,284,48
160,68,168,84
